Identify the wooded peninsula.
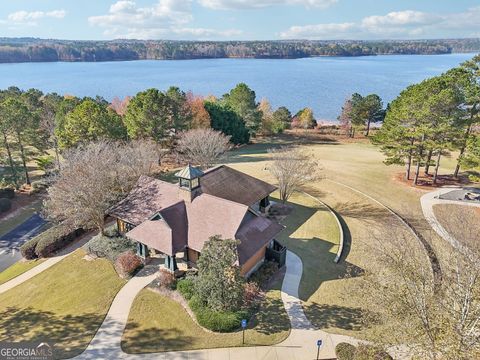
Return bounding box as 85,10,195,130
0,38,479,63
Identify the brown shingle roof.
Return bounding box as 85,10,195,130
235,212,284,265
201,165,276,207
108,175,179,226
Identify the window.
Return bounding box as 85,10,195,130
180,178,190,189
191,178,199,189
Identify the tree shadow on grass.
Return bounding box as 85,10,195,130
0,306,102,359
121,324,195,354
304,303,365,331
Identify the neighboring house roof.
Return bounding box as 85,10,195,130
175,164,204,179
109,165,282,265
201,165,276,207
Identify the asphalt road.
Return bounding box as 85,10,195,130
0,214,47,272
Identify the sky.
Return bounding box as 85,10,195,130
0,0,479,41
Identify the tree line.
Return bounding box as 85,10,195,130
0,83,297,189
0,38,479,63
373,54,480,185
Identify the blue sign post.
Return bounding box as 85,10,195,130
316,339,323,360
241,319,247,344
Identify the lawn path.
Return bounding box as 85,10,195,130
76,250,359,360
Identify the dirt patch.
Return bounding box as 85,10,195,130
392,171,475,190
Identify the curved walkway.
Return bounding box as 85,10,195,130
420,187,480,250
76,250,359,360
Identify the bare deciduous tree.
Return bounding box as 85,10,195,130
355,212,480,360
44,140,158,234
175,128,231,169
268,146,319,203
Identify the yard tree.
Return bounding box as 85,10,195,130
362,94,385,136
0,94,20,188
296,107,317,130
2,96,40,185
446,55,480,178
204,101,250,144
271,106,291,133
175,128,231,169
124,88,170,144
258,98,274,135
268,146,319,203
58,98,126,148
195,236,244,312
109,96,131,116
40,93,64,171
45,140,158,234
460,134,480,177
165,86,192,131
338,97,354,137
356,213,480,360
222,83,261,136
186,93,210,129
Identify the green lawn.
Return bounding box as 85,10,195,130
226,137,429,339
0,258,46,285
0,249,126,359
122,279,290,353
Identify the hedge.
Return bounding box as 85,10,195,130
34,225,84,258
86,233,136,262
177,278,195,300
0,188,14,199
20,236,41,260
0,198,12,213
335,342,356,360
188,295,249,332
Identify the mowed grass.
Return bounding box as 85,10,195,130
122,279,290,353
433,204,480,247
226,137,430,339
0,249,126,359
0,258,46,285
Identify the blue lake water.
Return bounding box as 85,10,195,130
0,53,475,121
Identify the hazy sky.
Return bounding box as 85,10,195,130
0,0,479,41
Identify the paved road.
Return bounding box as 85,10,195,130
0,214,47,272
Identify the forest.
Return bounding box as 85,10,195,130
0,38,479,63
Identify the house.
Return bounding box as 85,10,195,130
108,164,286,277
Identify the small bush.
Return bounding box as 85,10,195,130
31,180,48,193
0,198,12,213
354,345,393,360
86,233,136,261
158,268,176,289
243,282,261,307
189,295,248,332
115,251,143,278
34,225,83,258
20,237,41,259
0,188,15,199
335,342,356,360
177,278,195,300
249,261,279,287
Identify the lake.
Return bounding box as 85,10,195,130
0,53,475,121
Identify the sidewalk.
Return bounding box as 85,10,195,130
76,251,359,360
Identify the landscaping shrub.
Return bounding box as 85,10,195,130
115,251,143,278
30,180,48,193
0,198,12,213
177,278,195,300
335,342,357,360
34,225,84,258
0,187,14,199
249,261,279,287
86,233,136,261
189,295,249,332
354,345,393,360
20,237,41,259
243,282,261,307
157,268,176,289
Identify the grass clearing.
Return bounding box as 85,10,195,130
0,258,46,285
122,278,290,353
0,249,126,359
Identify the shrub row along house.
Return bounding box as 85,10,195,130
108,164,286,276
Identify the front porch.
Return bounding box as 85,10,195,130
136,243,199,276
